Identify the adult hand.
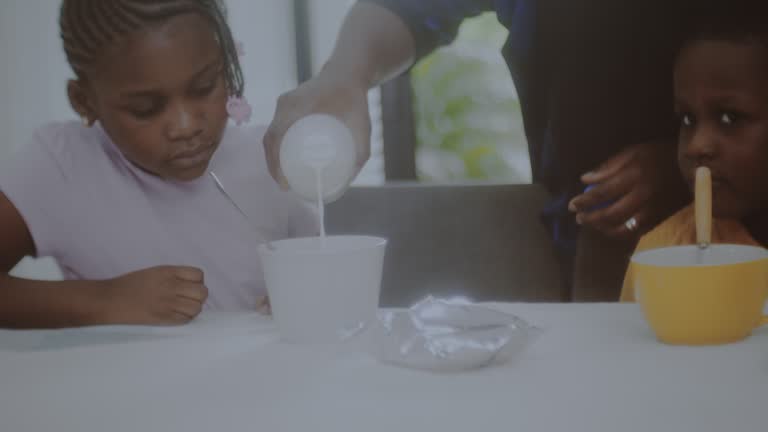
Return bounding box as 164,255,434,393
263,69,372,189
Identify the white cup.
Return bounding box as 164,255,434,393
258,235,387,343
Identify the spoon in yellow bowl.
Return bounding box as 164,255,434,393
695,166,712,250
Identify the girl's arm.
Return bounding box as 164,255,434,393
0,191,207,329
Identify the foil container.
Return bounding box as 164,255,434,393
370,297,541,372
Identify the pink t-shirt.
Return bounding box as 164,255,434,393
0,122,318,310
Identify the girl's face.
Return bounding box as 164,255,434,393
70,12,230,181
675,39,768,219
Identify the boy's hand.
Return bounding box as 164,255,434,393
568,140,686,239
102,266,208,325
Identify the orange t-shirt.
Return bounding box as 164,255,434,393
620,205,761,302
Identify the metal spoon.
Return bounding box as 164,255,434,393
209,171,275,250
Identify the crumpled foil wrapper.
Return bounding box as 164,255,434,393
370,297,541,372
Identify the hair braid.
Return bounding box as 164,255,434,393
59,0,244,96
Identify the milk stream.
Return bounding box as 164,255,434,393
314,166,327,247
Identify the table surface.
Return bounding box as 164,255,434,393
1,303,766,432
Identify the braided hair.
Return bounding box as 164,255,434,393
59,0,244,96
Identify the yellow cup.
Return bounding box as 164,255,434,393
631,244,768,345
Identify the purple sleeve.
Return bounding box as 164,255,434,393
0,125,73,258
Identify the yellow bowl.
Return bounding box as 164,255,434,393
631,244,768,345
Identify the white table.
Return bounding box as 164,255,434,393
1,303,766,432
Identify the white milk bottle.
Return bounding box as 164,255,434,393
280,114,357,238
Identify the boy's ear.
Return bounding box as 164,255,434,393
67,79,96,126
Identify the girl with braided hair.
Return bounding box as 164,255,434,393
0,0,317,328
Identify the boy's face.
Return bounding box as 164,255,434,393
71,13,230,181
675,39,768,218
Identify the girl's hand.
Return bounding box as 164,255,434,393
102,266,208,325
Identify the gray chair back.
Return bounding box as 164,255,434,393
326,183,565,307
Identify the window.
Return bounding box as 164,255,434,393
303,6,531,184
411,13,531,184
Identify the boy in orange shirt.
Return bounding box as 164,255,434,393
622,5,768,301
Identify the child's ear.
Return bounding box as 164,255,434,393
67,79,96,126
